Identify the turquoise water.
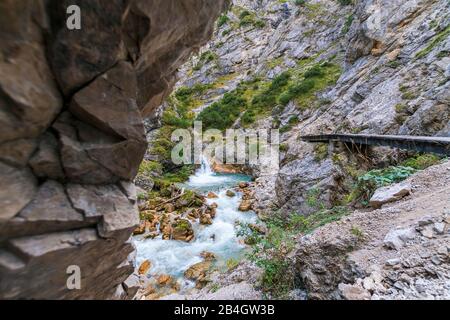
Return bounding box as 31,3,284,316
134,159,257,291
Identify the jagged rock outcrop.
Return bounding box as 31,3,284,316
0,0,228,299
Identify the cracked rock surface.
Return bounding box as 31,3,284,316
0,0,228,299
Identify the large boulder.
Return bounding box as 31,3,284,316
370,182,412,209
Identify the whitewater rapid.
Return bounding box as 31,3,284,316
134,158,257,291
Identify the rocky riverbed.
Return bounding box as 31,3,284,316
131,160,264,300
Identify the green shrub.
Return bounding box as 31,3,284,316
355,166,416,203
138,160,162,177
279,143,289,152
247,206,349,297
197,89,246,130
342,14,354,34
313,143,328,162
416,25,450,59
252,72,291,110
401,154,441,170
337,0,352,5
254,19,266,28
217,14,229,27
241,110,256,125
294,0,306,6
239,10,251,19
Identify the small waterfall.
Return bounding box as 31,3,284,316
188,155,227,187
134,155,256,295
199,155,213,176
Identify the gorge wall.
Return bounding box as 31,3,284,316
0,0,228,299
157,0,449,217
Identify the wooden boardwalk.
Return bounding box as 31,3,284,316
300,134,450,155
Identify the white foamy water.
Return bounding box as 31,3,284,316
134,157,257,291
187,156,229,187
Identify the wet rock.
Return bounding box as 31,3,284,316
184,261,212,288
138,260,152,275
133,222,146,235
207,192,219,199
159,214,173,240
239,182,249,189
226,190,236,197
238,200,252,212
200,213,213,225
370,182,411,208
171,219,194,242
200,251,217,261
156,274,174,286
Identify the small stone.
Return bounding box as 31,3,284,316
226,190,236,197
431,255,442,265
210,202,218,209
386,258,401,266
418,216,434,227
133,221,146,235
420,226,434,239
383,227,416,250
362,277,376,292
415,279,427,293
437,246,448,256
238,182,249,189
338,283,371,300
433,222,446,235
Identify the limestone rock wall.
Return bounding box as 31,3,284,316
0,0,228,299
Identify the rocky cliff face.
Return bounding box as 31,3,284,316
0,0,228,299
160,0,449,216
